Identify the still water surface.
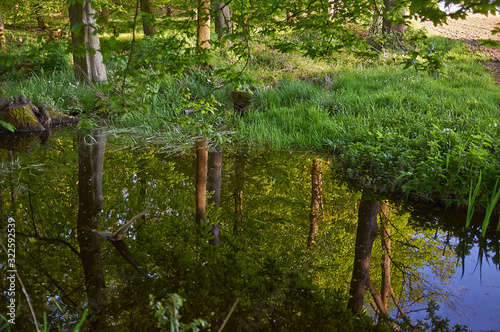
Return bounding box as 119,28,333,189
0,128,499,331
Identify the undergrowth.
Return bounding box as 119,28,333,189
234,38,499,219
1,26,499,225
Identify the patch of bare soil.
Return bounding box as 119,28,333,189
417,13,500,82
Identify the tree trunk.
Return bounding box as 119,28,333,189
208,150,222,245
34,4,50,29
197,0,211,49
382,0,406,34
307,157,323,248
68,1,108,83
0,12,7,53
36,15,49,29
140,0,157,36
394,8,406,34
101,6,109,23
195,140,208,225
77,129,107,329
347,194,379,313
214,3,231,36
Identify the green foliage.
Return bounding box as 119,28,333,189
0,37,71,79
0,120,16,132
403,43,446,77
2,1,500,330
234,35,500,213
0,0,66,28
150,294,206,331
0,69,102,115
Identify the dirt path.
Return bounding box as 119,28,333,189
417,13,500,82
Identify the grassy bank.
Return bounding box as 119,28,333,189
1,28,499,227
236,42,500,204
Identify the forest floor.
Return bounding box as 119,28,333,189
417,13,500,82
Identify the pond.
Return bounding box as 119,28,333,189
0,127,499,331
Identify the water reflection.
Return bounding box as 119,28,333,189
77,129,107,329
0,128,499,331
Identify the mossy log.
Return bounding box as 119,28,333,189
0,96,79,133
1,103,45,132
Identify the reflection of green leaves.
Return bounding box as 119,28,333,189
254,219,267,225
39,309,87,332
150,294,207,332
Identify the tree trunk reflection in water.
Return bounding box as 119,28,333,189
195,140,208,225
137,156,148,221
379,201,391,313
208,149,222,245
347,194,379,313
308,157,323,248
233,150,245,233
77,129,107,329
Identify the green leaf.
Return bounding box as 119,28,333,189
410,0,432,15
482,177,500,237
0,120,16,132
466,171,482,228
478,39,500,49
71,23,84,35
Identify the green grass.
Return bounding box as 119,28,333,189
2,25,499,224
233,40,500,213
0,69,103,114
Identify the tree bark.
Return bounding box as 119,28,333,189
77,129,107,330
34,4,50,29
101,6,109,23
68,1,108,83
36,16,49,29
307,157,323,248
197,0,211,49
382,0,406,34
208,150,222,245
347,194,379,313
214,3,231,36
0,12,7,53
140,0,157,36
195,140,208,225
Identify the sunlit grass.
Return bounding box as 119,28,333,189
2,24,500,218
233,52,500,211
0,69,103,113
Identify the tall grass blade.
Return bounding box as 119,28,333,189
466,171,482,228
482,176,500,237
72,309,87,332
